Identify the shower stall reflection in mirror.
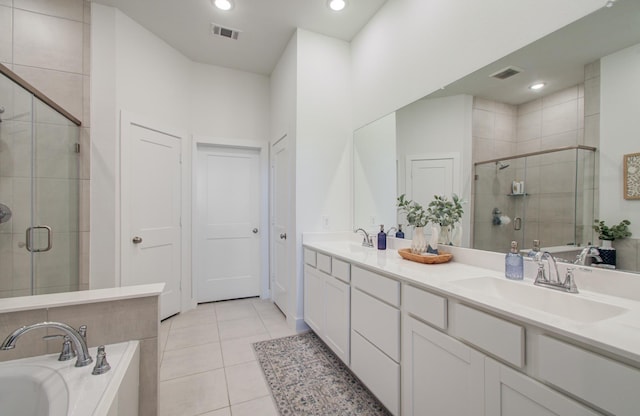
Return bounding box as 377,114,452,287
0,66,81,299
473,146,597,254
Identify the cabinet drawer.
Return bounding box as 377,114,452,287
352,288,400,361
404,285,447,330
454,303,524,368
352,266,400,307
538,335,640,416
303,248,316,267
351,330,399,416
317,253,331,274
331,258,350,283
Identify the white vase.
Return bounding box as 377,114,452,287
438,225,451,245
600,239,613,249
411,226,427,254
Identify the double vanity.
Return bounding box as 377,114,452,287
302,235,640,416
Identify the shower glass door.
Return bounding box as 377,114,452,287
0,70,79,298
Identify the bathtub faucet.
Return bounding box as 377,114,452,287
1,321,93,367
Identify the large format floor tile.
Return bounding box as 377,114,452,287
158,297,301,416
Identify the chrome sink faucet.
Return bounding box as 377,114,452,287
354,228,374,247
1,322,93,367
534,251,579,293
574,246,602,266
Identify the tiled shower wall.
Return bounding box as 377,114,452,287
472,83,590,252
0,0,90,290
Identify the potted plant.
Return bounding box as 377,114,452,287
397,194,429,253
425,194,464,245
592,219,632,267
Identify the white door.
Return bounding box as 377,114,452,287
195,145,261,302
406,155,456,238
122,121,182,320
271,135,289,315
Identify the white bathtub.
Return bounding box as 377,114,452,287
0,341,139,416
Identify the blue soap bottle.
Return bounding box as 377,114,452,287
378,224,387,250
396,224,404,239
505,241,524,280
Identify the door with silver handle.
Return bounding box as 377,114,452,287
25,226,52,253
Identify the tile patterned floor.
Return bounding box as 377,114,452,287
159,298,299,416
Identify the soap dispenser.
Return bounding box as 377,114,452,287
377,224,387,250
527,239,540,258
396,224,404,239
505,241,524,280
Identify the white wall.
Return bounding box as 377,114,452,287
600,42,640,235
396,94,473,246
351,0,605,129
92,5,271,307
189,63,270,140
353,113,397,230
287,29,352,325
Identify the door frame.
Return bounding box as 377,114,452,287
192,136,270,301
120,111,192,312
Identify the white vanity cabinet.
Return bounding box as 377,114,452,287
303,250,351,365
402,314,484,416
485,358,601,416
351,266,400,416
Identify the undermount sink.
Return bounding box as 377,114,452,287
451,276,627,323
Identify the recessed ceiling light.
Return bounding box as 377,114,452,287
529,82,546,91
213,0,233,11
328,0,346,11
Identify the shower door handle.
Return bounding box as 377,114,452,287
26,226,53,252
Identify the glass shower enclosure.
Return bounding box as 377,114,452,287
0,65,80,298
473,146,597,255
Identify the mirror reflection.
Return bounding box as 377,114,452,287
353,0,640,273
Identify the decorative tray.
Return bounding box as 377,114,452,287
398,248,453,264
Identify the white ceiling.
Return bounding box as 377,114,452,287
92,0,387,75
426,0,640,105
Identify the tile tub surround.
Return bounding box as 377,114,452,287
0,283,162,416
302,236,640,366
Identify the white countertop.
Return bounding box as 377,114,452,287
0,283,165,314
303,239,640,365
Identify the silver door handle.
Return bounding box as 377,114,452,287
132,236,143,244
253,228,259,234
26,226,52,252
280,233,287,240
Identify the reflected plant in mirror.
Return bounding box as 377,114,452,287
426,194,465,245
593,219,632,242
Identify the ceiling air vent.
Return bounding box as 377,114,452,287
490,66,523,80
211,23,240,40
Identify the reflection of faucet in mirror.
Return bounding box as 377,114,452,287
354,228,374,248
575,246,602,266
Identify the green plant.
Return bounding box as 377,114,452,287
593,219,632,241
426,194,464,228
397,194,429,228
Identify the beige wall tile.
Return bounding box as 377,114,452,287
472,108,495,139
83,0,90,24
540,130,578,150
13,10,83,73
494,113,516,141
0,0,12,7
0,234,13,290
473,97,496,112
0,6,12,63
79,179,89,231
472,137,494,163
518,98,541,115
14,0,84,22
47,296,159,346
82,75,90,126
515,138,540,154
541,100,578,137
79,128,90,179
585,60,601,80
516,110,541,141
83,23,90,75
139,337,159,416
13,65,83,120
584,76,600,116
79,231,89,286
584,115,599,147
542,85,579,108
0,308,48,361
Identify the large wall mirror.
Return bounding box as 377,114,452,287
354,0,640,273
